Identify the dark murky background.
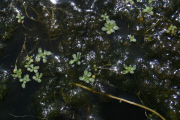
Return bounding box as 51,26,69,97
0,0,180,120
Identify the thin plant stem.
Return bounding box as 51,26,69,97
74,83,166,120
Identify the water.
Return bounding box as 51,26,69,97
0,0,180,120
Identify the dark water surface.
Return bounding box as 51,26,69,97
0,0,180,120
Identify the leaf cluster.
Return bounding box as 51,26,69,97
16,13,24,23
128,35,136,42
69,52,81,65
166,24,177,35
126,0,134,5
79,70,95,83
143,6,154,15
12,68,22,79
12,48,52,88
123,65,136,74
19,74,30,88
35,48,52,63
101,13,119,34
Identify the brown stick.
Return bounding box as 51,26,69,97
74,83,166,120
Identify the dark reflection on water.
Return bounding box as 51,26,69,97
0,0,180,120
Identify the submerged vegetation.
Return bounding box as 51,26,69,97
12,48,51,88
0,0,179,120
123,65,136,74
101,13,119,34
69,52,82,65
79,70,95,83
16,13,24,23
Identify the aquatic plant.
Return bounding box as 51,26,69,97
12,48,52,88
12,68,22,79
143,6,154,15
35,48,52,63
101,13,109,20
27,64,39,73
16,13,24,23
128,35,136,42
69,52,81,65
126,0,134,5
123,65,136,74
19,74,30,88
24,56,34,68
102,19,119,34
148,0,155,4
93,65,97,71
33,72,43,83
79,70,95,83
166,24,177,35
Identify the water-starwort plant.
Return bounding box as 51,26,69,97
27,64,39,73
79,70,95,83
128,35,136,42
35,48,52,63
24,56,34,68
148,0,155,4
69,52,81,65
166,24,177,35
143,6,154,15
33,72,43,83
12,48,52,88
12,68,22,79
123,65,136,74
93,65,97,71
102,19,119,34
16,13,24,23
101,13,109,20
126,0,134,5
19,74,30,88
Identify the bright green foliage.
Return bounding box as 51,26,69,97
12,48,52,88
101,13,109,20
148,0,155,4
143,6,154,15
19,74,30,88
12,68,22,79
69,52,81,65
27,64,39,73
126,0,134,5
24,56,33,68
33,72,43,83
128,35,136,42
123,65,136,74
166,24,177,35
16,13,24,23
79,70,95,83
35,48,52,63
102,19,119,34
93,65,97,71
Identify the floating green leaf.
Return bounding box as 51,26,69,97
123,65,136,74
102,18,119,34
69,52,81,65
128,35,136,42
143,6,154,15
166,24,177,35
16,13,24,23
79,70,95,83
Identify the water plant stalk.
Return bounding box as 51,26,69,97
74,83,166,120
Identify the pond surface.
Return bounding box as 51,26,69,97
0,0,180,120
